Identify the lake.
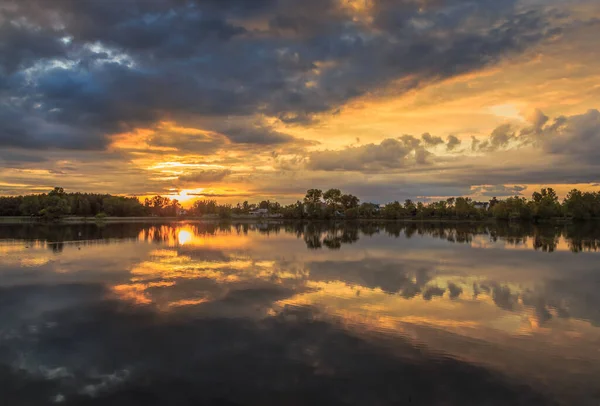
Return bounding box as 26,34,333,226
1,221,600,405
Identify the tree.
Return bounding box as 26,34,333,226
323,188,342,209
49,187,65,197
491,196,531,220
39,194,71,220
191,200,218,216
358,202,378,218
75,196,92,216
531,188,561,220
304,189,323,205
19,195,41,216
340,194,359,210
563,189,597,220
454,197,474,219
344,207,358,219
146,195,172,216
404,199,417,216
218,204,232,219
382,201,404,219
304,189,323,217
167,199,181,217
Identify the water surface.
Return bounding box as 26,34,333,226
1,221,600,405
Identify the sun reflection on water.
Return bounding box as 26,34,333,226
178,229,193,245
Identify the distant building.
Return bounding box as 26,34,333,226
177,209,188,216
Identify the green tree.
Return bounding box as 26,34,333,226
19,195,41,216
358,202,378,218
304,189,323,217
531,188,561,220
304,189,323,205
191,199,218,216
39,194,71,220
340,194,360,210
323,188,342,209
563,189,597,220
404,199,417,216
49,187,65,197
454,197,474,219
382,201,404,219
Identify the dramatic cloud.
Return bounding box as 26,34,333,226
541,109,600,164
221,126,297,145
178,169,231,186
421,133,444,146
473,124,516,152
0,0,563,150
308,138,427,172
446,135,461,151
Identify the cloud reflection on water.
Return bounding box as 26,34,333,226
1,221,600,405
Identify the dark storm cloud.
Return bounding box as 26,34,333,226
0,20,66,75
0,0,562,151
221,126,297,145
541,109,600,164
0,149,48,166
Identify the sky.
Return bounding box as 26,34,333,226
1,0,600,205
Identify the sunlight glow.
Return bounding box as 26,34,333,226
488,104,525,121
178,229,193,245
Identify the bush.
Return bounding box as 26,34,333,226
345,208,358,219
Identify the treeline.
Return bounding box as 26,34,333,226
278,187,600,222
0,187,178,220
1,186,600,222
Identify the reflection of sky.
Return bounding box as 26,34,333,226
1,223,600,404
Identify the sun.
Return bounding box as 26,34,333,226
169,189,197,203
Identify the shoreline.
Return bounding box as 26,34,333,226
0,216,586,225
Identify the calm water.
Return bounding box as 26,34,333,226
1,221,600,405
